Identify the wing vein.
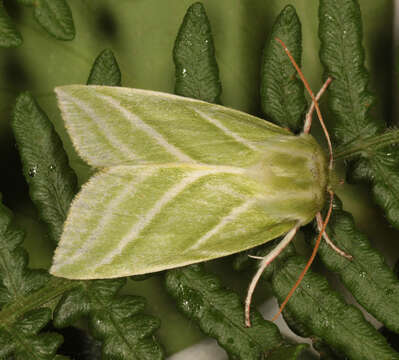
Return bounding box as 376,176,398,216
58,91,138,163
188,198,257,251
190,107,259,151
96,92,195,163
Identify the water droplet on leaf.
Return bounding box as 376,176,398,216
180,288,203,314
28,166,37,177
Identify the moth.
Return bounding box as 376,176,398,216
50,40,351,326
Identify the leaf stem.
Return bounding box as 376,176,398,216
0,277,77,326
334,129,399,160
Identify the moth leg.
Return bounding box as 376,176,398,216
248,255,265,260
271,191,334,321
316,212,353,260
245,222,301,327
303,77,333,134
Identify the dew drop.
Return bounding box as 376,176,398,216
49,164,56,171
204,39,209,44
28,166,37,177
180,288,203,314
182,68,188,77
359,271,367,279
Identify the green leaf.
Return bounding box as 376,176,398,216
335,130,399,161
53,278,164,360
318,0,384,145
312,338,345,360
0,0,22,47
272,257,399,360
0,308,63,360
0,200,49,310
260,5,306,133
319,0,399,229
268,344,309,360
0,199,63,359
278,305,311,339
349,144,399,229
173,2,222,103
165,264,308,360
33,0,75,41
87,49,122,87
12,92,77,243
312,197,399,333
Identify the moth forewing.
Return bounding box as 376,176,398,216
50,85,329,280
54,85,289,168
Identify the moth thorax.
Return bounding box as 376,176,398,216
246,133,328,225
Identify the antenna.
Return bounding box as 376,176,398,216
275,38,333,170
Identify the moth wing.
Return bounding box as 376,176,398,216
55,85,290,169
50,165,296,279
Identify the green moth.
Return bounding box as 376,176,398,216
50,84,330,281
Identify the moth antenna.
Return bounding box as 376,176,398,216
275,38,333,170
304,77,333,134
245,223,300,327
271,190,334,321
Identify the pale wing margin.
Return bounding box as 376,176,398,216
50,164,296,279
55,85,291,169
